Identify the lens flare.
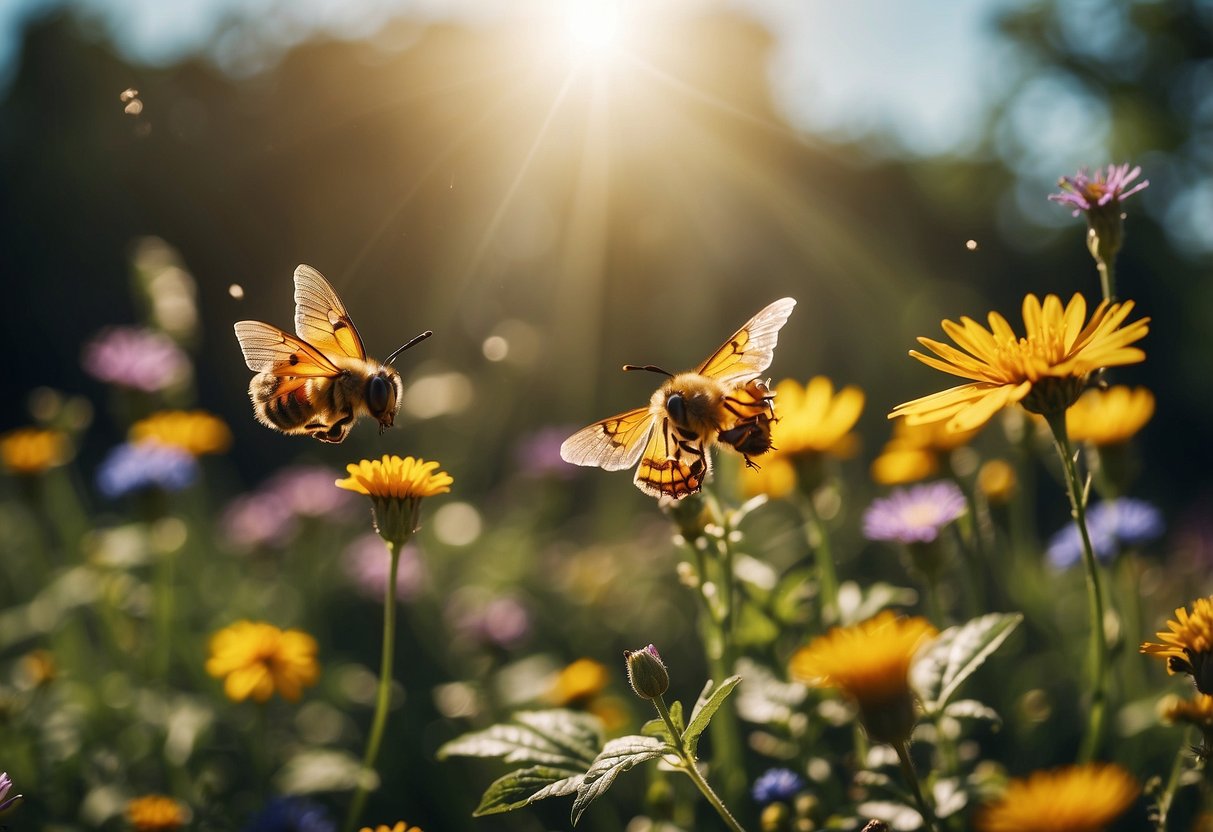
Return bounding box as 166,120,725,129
564,0,622,60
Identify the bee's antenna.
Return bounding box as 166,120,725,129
386,330,433,365
622,364,673,377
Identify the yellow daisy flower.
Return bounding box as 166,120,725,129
126,794,187,831
548,658,609,706
740,454,797,499
1141,596,1213,694
870,419,982,486
771,376,865,457
1159,692,1213,728
336,455,452,547
130,410,232,456
205,620,319,703
1065,385,1154,446
360,824,422,832
0,427,70,475
890,294,1149,433
976,763,1138,832
789,611,937,743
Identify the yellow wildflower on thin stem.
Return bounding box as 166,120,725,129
205,620,319,703
126,794,187,831
890,293,1148,433
976,763,1138,832
1066,386,1154,446
336,456,451,832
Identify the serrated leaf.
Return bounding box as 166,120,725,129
942,699,1002,726
684,676,742,755
571,736,669,825
912,613,1022,712
437,709,601,768
473,766,586,816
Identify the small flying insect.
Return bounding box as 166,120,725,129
234,264,431,443
560,298,796,499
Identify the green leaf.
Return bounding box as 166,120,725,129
912,613,1023,712
684,676,742,755
437,709,602,768
641,701,683,743
571,736,669,825
473,765,587,816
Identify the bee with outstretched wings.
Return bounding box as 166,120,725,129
560,298,796,498
234,265,430,443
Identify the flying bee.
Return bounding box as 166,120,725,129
560,298,796,499
234,264,431,443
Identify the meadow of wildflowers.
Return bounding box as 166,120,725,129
4,5,1213,831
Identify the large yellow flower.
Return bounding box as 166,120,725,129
789,611,937,743
976,763,1138,832
126,794,187,831
205,620,319,703
890,294,1149,433
548,658,609,706
336,455,452,546
1065,385,1154,446
770,377,865,456
1141,596,1213,694
0,427,70,475
130,410,232,456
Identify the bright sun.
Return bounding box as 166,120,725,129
564,0,623,61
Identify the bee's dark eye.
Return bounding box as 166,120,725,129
666,393,687,424
367,375,390,417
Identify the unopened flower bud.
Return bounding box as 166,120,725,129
625,644,670,700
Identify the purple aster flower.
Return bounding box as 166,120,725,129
243,797,335,832
1049,163,1148,217
0,772,21,813
342,532,424,601
863,481,967,544
82,326,190,392
221,492,298,550
263,466,357,519
752,767,806,806
1047,498,1164,568
96,441,198,498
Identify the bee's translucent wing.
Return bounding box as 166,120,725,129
633,418,712,499
293,264,367,361
696,298,796,386
560,407,656,471
234,321,342,377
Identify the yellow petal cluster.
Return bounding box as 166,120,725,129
360,824,422,832
126,794,187,831
130,410,232,456
977,459,1017,503
790,611,937,709
891,294,1148,433
1141,596,1213,693
1159,692,1213,728
205,620,319,703
870,418,983,486
336,456,453,501
771,376,865,457
0,427,70,475
976,763,1138,832
1065,385,1154,446
548,658,609,706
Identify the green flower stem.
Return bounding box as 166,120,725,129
1096,253,1116,304
1153,731,1192,832
653,694,747,832
798,495,839,626
342,538,403,832
1045,413,1109,763
894,741,939,832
